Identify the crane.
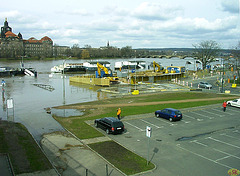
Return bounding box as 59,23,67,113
153,61,165,73
97,62,119,84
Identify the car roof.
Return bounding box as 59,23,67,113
164,108,180,111
104,117,120,122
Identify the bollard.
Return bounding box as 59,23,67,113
186,82,188,87
183,81,185,86
191,82,192,87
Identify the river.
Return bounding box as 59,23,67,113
0,57,220,141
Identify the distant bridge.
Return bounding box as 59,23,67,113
137,55,197,59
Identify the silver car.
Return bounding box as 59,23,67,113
198,82,212,89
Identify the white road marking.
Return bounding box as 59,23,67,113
190,140,208,147
215,155,231,162
206,137,240,149
154,117,176,126
220,133,240,140
125,122,145,132
140,119,164,129
190,111,213,120
176,144,232,169
181,119,191,124
213,148,240,160
201,109,223,117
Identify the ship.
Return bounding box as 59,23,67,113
51,63,86,73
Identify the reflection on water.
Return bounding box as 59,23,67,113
51,108,84,118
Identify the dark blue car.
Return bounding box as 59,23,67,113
155,108,182,121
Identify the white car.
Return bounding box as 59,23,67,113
227,98,240,108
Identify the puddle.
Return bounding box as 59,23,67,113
177,132,212,141
51,108,84,118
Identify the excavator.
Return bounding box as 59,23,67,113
96,62,119,84
153,61,165,73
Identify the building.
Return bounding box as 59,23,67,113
0,18,53,58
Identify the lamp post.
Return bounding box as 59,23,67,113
221,58,224,93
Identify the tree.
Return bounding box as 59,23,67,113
193,40,221,69
81,49,90,59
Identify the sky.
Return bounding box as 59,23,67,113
0,0,239,49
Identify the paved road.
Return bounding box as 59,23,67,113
99,104,240,176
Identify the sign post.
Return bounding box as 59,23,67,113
146,126,152,165
7,98,14,121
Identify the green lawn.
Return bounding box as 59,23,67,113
89,141,155,175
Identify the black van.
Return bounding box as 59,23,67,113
94,117,124,134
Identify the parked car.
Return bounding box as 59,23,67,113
227,98,240,108
198,82,212,89
155,108,182,121
94,117,124,134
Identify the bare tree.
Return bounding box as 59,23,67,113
193,40,221,69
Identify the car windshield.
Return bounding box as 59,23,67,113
175,111,182,115
112,122,123,127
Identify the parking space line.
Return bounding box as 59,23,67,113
206,137,240,149
140,119,164,129
211,108,233,115
213,148,240,160
233,130,240,134
176,144,232,169
220,133,240,140
190,140,208,147
215,155,231,162
183,114,203,121
125,122,145,132
154,117,176,126
201,109,223,117
190,111,214,120
227,107,240,113
181,119,191,124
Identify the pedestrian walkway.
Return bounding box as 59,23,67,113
0,154,14,176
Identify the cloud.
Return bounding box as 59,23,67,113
132,2,183,21
221,0,239,14
0,10,20,19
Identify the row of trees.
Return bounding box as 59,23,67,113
59,44,135,59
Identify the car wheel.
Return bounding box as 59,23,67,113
156,113,160,118
227,103,231,106
94,122,98,127
106,129,110,134
169,118,173,122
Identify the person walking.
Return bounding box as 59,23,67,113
117,108,121,120
222,101,227,112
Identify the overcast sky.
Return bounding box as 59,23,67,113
0,0,239,49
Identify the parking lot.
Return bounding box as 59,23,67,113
103,105,240,176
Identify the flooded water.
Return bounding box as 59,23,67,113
0,57,221,141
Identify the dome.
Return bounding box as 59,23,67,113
40,36,52,42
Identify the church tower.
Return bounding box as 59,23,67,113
1,18,12,38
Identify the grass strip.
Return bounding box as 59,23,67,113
55,99,225,140
89,141,155,175
0,121,52,174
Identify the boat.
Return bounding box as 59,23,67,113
51,63,86,73
83,61,111,71
114,61,146,70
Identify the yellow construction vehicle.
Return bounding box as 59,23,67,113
96,62,119,84
153,61,165,73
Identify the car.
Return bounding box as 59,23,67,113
227,98,240,108
94,117,124,134
198,82,212,89
155,108,182,121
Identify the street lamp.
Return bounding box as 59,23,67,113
221,58,224,93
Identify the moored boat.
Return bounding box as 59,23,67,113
114,61,146,70
83,61,110,71
51,63,86,73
